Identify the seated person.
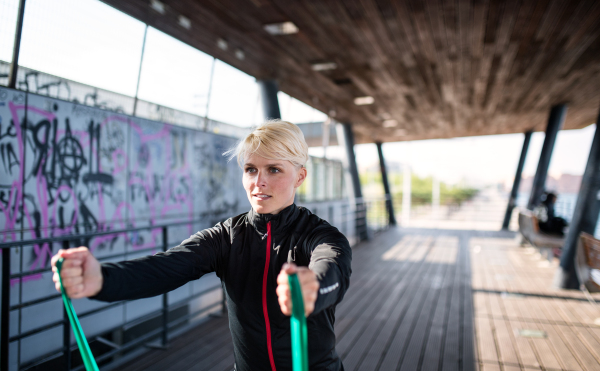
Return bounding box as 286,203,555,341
534,191,568,236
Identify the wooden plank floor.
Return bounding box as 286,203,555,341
113,227,600,371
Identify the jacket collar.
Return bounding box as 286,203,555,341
248,203,300,235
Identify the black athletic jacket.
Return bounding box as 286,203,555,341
93,204,352,371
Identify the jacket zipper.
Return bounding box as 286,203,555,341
262,221,277,371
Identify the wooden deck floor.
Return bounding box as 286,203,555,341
113,227,600,371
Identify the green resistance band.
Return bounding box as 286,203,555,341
288,273,308,371
56,258,100,371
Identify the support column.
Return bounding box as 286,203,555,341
555,109,600,289
7,0,27,89
258,79,281,120
527,105,567,209
336,123,368,241
502,131,533,229
376,142,396,225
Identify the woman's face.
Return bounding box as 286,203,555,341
242,153,307,215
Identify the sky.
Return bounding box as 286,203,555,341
1,0,596,187
307,124,595,187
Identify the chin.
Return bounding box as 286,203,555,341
252,204,271,214
252,203,285,215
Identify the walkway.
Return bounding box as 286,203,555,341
114,227,600,371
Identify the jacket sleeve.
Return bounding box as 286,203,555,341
306,224,352,315
92,220,231,302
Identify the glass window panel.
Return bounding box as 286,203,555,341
137,27,214,116
208,60,261,127
18,0,146,96
278,91,327,123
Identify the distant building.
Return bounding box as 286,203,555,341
519,174,582,194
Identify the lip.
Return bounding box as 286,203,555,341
252,194,272,201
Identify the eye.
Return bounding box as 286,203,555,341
269,167,281,173
244,167,257,173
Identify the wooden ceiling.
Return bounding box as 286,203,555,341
100,0,600,144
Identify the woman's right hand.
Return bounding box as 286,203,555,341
51,247,103,299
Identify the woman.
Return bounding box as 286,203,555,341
52,120,352,371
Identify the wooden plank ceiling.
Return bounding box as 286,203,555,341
100,0,600,144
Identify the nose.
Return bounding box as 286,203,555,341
256,170,267,188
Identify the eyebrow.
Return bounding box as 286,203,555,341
244,162,284,168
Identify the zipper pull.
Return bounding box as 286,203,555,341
262,221,270,240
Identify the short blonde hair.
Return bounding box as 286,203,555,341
228,120,309,168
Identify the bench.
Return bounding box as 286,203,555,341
518,209,565,261
576,232,600,293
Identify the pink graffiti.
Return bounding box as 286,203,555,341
88,201,132,253
10,273,43,287
3,105,199,285
0,103,29,241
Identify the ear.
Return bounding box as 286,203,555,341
295,167,307,188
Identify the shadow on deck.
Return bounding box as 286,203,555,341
112,227,600,371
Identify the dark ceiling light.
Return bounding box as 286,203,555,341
150,0,165,14
333,78,352,85
354,96,374,105
264,22,299,35
311,62,337,71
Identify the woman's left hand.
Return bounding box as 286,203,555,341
277,263,320,317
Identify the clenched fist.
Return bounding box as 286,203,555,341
276,263,320,317
51,247,103,299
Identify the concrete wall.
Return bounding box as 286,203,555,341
0,86,247,369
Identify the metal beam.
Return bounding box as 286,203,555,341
502,131,532,229
258,79,281,120
527,105,567,209
8,0,27,89
132,24,148,116
202,57,216,131
376,142,396,225
336,123,368,241
555,110,600,289
337,123,362,199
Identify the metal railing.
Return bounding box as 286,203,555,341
0,219,224,371
363,196,394,233
0,200,397,371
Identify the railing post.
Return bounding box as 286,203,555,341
61,240,71,370
1,246,11,371
161,227,168,347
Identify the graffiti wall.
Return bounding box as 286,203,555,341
0,87,247,367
